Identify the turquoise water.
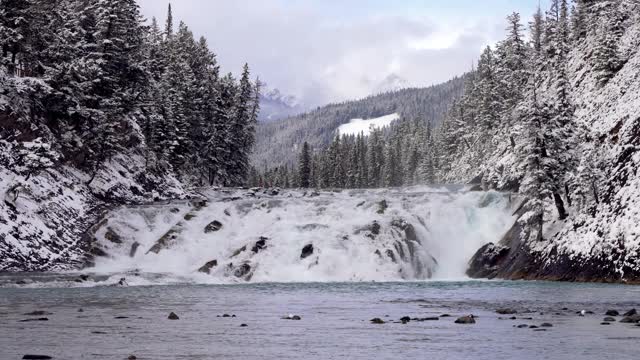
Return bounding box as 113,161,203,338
1,279,639,359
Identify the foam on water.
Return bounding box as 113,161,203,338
88,187,516,284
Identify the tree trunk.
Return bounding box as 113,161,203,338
553,192,568,220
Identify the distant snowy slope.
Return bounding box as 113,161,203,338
252,75,467,168
337,113,399,136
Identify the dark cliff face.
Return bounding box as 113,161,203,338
467,198,640,284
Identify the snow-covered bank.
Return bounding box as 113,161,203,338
461,6,640,283
84,187,514,284
0,147,185,272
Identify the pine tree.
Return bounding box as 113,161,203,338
298,141,311,188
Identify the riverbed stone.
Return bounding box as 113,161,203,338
301,244,314,259
251,237,268,253
204,220,223,233
540,323,553,327
620,314,640,323
603,317,616,322
376,200,388,214
129,242,140,258
19,318,48,322
496,308,517,315
605,310,619,316
455,316,476,324
23,311,52,316
104,228,123,244
168,312,179,320
198,260,218,274
22,356,52,360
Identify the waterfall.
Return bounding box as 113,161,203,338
89,187,515,284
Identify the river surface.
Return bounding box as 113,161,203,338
1,278,640,360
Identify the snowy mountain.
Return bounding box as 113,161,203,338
258,85,306,122
373,73,410,94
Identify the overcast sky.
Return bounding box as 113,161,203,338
137,0,547,105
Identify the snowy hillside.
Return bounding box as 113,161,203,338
252,76,466,169
0,148,186,271
446,1,640,282
337,113,400,136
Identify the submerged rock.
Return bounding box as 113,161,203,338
376,200,388,214
198,260,218,274
620,314,640,323
282,314,301,320
204,220,223,233
496,308,518,315
233,263,252,278
168,312,180,320
129,242,140,258
604,317,616,322
251,237,268,253
455,315,476,324
301,244,314,259
605,310,619,316
22,356,52,360
104,227,123,244
19,318,49,322
540,323,553,328
23,311,52,316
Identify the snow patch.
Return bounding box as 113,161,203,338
337,113,400,137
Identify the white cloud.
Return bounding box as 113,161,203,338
137,0,508,105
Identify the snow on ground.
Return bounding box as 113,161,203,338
337,113,399,136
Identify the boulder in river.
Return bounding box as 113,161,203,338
282,314,301,320
204,220,223,233
233,262,252,279
22,356,52,360
400,316,411,324
370,318,385,324
620,314,640,323
23,311,52,316
623,309,637,317
496,308,517,315
197,260,218,274
376,200,388,214
251,237,268,253
540,323,553,328
19,318,48,322
104,228,123,244
455,315,476,324
168,312,180,320
605,310,619,316
603,317,616,322
129,242,140,258
300,244,314,259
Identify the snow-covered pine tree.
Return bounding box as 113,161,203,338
298,141,311,188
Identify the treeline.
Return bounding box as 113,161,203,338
0,1,259,186
248,120,436,189
252,77,466,170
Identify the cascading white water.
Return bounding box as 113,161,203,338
89,186,515,284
